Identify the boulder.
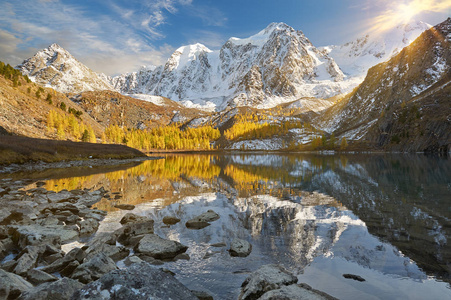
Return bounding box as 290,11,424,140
239,264,298,300
162,216,181,225
114,204,135,210
229,238,252,257
123,256,143,266
0,269,32,299
116,221,154,245
258,284,338,300
77,218,99,236
120,213,150,225
72,263,198,300
13,246,42,276
26,269,58,285
40,247,86,274
186,210,220,229
86,243,129,261
19,277,84,300
134,234,188,260
11,224,78,248
70,253,117,284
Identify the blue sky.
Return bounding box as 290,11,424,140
0,0,449,75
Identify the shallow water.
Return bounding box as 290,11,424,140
21,153,451,299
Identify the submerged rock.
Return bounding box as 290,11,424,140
229,238,252,257
162,216,181,225
343,273,366,282
134,234,188,259
259,284,337,300
186,210,220,229
114,204,135,210
72,263,198,300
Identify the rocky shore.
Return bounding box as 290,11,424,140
0,178,336,299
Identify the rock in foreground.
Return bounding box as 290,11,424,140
229,238,252,257
72,263,198,300
134,234,188,259
186,210,220,229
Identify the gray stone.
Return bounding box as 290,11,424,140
19,277,84,300
229,238,252,257
0,269,33,299
120,213,150,225
258,284,337,300
71,253,117,284
71,263,198,300
123,256,143,266
186,210,219,229
162,216,181,225
77,218,99,236
1,260,17,272
135,234,188,260
40,247,86,274
116,221,155,245
13,246,41,276
0,238,14,260
26,269,58,285
11,225,78,248
86,243,129,261
239,264,298,300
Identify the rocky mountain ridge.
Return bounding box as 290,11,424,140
315,18,450,152
16,44,113,94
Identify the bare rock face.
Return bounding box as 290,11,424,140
72,263,198,300
134,234,188,260
229,238,252,257
239,264,298,300
16,43,113,93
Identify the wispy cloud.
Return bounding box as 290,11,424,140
186,5,228,26
0,0,191,74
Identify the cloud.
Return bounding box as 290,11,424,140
186,5,228,26
0,0,185,74
365,0,451,32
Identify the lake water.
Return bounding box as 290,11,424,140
19,153,451,299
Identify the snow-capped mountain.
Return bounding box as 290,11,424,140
112,23,351,110
16,43,113,93
323,21,432,78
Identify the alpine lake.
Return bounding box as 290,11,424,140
4,153,451,299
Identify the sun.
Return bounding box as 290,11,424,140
396,3,420,23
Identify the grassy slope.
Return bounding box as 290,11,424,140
0,135,145,165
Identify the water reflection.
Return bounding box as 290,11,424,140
37,153,451,299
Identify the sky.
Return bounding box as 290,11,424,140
0,0,449,76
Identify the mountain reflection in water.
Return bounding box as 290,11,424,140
41,154,451,299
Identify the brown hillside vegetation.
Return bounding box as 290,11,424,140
0,135,145,165
0,69,104,139
71,90,208,129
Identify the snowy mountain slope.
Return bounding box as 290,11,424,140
315,18,451,152
323,21,431,78
112,23,353,110
16,43,113,93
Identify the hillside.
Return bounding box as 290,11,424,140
315,18,450,152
